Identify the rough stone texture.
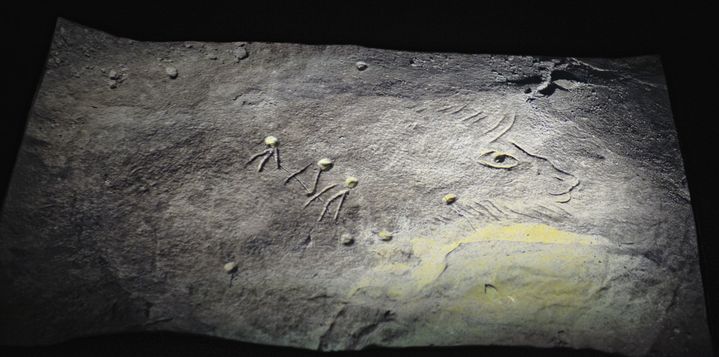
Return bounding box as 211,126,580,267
0,18,712,356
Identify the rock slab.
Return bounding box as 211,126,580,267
0,18,712,357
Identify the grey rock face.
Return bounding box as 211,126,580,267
233,47,248,62
0,18,712,357
165,66,178,79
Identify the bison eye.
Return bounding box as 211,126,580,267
479,150,519,169
494,154,509,163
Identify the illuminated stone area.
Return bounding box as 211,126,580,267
0,18,711,356
342,223,665,354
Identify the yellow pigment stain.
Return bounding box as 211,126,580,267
348,223,607,302
343,220,700,353
344,223,617,345
408,223,601,292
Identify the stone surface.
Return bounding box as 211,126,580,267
233,47,248,62
223,262,238,274
0,18,712,357
165,66,178,79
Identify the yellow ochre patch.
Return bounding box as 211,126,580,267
348,223,606,303
342,222,668,348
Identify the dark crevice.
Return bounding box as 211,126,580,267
537,82,564,96
507,75,544,86
550,69,585,83
2,331,629,357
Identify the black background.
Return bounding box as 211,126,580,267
3,2,717,356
